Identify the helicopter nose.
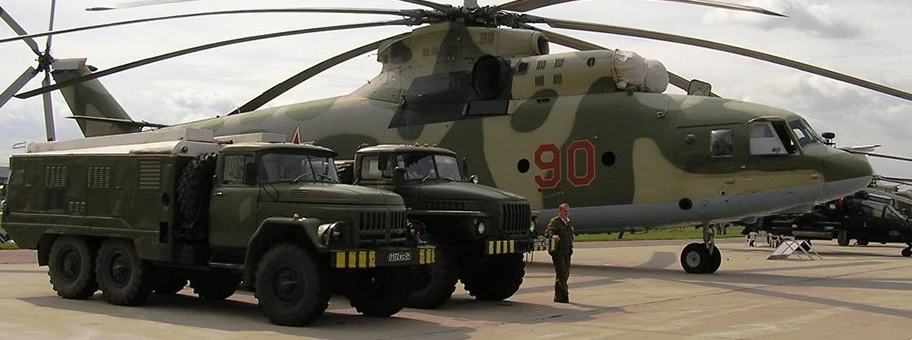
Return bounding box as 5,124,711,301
822,151,874,199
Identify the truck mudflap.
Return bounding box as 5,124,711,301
331,246,436,269
485,238,556,255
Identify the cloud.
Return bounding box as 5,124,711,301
703,0,863,39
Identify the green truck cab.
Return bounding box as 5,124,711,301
1,129,435,327
338,144,547,309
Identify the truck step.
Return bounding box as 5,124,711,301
208,262,244,270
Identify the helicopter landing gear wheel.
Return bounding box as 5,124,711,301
681,224,722,274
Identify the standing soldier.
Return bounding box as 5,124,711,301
545,203,574,303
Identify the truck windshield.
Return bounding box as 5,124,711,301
397,153,462,182
260,153,339,183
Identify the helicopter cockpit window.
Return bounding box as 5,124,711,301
788,119,822,147
749,122,787,155
710,129,733,157
259,152,339,184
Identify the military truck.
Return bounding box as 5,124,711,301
1,128,435,327
337,144,545,309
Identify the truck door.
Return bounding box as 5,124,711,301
209,154,259,248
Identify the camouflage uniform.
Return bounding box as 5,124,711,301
544,215,574,303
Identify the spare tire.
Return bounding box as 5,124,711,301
178,153,218,239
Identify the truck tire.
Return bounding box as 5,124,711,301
837,231,849,247
347,267,414,317
153,270,187,295
177,153,217,239
407,243,458,309
255,243,330,327
48,235,98,299
462,253,525,301
96,239,153,306
189,272,241,300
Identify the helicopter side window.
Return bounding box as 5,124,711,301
749,122,787,155
710,129,733,157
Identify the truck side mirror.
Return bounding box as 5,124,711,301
244,163,258,185
393,167,406,184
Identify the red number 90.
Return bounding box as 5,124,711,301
533,140,596,189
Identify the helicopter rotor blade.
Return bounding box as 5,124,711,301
231,32,411,115
0,5,42,55
0,8,415,45
0,67,38,109
874,175,912,186
498,0,785,16
398,0,452,12
14,19,415,100
531,26,719,97
521,15,912,102
86,0,204,11
46,0,57,52
41,71,56,141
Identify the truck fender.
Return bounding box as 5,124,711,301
242,217,327,286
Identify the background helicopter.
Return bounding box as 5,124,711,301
1,0,912,271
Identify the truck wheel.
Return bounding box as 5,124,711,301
857,239,869,246
837,231,849,247
462,253,525,301
48,235,98,299
96,239,153,306
153,270,187,295
901,248,912,258
255,243,330,327
407,244,458,309
347,267,414,317
190,272,241,300
177,153,217,239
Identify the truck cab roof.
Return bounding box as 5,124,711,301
223,142,337,156
357,144,456,156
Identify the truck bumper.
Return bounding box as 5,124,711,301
485,238,556,255
330,246,436,269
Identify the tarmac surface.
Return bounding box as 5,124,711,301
1,238,911,340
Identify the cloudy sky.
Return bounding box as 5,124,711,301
1,0,910,187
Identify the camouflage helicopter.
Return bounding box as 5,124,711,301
3,0,910,274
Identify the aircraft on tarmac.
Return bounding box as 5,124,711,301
3,0,911,274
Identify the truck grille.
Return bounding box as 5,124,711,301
357,210,408,246
502,203,532,238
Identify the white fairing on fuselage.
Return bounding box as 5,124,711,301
534,176,872,233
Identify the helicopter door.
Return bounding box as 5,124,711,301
749,120,799,156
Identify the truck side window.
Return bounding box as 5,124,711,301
710,129,733,157
360,155,382,180
223,155,252,185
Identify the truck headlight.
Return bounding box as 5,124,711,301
529,221,536,233
318,222,342,246
476,221,486,235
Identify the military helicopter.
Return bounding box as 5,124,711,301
3,0,910,274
